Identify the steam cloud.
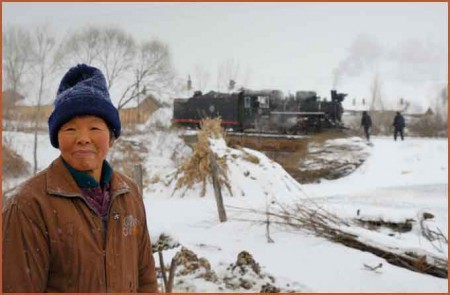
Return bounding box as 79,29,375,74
333,33,447,89
333,34,382,88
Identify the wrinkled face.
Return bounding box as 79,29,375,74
58,116,112,181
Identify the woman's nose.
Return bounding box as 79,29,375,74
76,129,91,144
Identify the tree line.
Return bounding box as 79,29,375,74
2,24,184,175
3,24,179,110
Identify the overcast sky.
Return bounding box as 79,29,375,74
3,2,448,109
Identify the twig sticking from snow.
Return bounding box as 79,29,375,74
419,214,448,253
363,263,383,271
265,193,275,243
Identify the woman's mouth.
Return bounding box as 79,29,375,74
72,150,96,158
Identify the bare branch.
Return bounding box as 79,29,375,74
29,24,58,174
2,25,34,92
54,26,102,68
96,27,136,90
118,39,175,109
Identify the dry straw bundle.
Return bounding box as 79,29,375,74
176,118,231,197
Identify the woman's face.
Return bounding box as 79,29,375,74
58,116,112,181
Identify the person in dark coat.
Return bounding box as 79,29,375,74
393,111,406,141
360,111,372,141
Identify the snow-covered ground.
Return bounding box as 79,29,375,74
2,114,448,292
144,134,447,292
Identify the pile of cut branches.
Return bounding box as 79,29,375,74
229,200,448,278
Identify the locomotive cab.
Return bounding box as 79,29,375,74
239,91,273,131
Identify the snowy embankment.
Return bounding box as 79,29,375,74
143,129,447,292
2,114,448,292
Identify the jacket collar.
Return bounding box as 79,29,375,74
46,156,130,198
62,158,113,188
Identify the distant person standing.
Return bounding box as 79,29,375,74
361,111,372,141
393,111,406,141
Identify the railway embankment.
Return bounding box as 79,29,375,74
183,129,370,184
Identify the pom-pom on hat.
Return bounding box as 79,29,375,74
48,64,121,148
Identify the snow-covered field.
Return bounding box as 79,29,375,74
2,113,448,292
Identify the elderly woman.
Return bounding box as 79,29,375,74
2,64,158,292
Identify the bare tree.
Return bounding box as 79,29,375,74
224,59,240,89
97,28,136,90
54,25,176,112
370,73,384,111
241,65,252,90
193,64,211,93
54,26,136,91
410,85,450,137
30,25,58,174
54,26,101,69
436,86,448,122
216,59,240,93
2,25,33,93
118,39,175,109
216,63,225,92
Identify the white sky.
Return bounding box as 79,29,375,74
2,2,448,109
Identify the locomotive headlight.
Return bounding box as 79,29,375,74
209,105,215,113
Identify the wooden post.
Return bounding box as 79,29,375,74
158,250,168,292
166,257,178,293
209,152,227,222
133,164,144,197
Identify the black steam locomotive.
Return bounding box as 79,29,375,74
172,89,346,134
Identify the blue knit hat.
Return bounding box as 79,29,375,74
48,64,121,148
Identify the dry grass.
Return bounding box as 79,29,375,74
149,174,161,184
287,168,336,184
2,145,30,178
409,115,448,137
241,150,260,165
109,138,149,184
176,118,231,197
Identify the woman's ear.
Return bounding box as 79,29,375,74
109,129,115,147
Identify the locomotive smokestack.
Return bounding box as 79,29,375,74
331,90,337,101
331,90,347,102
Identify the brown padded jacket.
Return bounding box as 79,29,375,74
2,157,158,293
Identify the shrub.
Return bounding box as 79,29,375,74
2,145,30,178
408,114,448,137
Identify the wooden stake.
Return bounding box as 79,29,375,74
166,257,178,293
209,152,227,222
158,250,168,291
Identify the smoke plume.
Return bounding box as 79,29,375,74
333,34,447,90
333,34,383,88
